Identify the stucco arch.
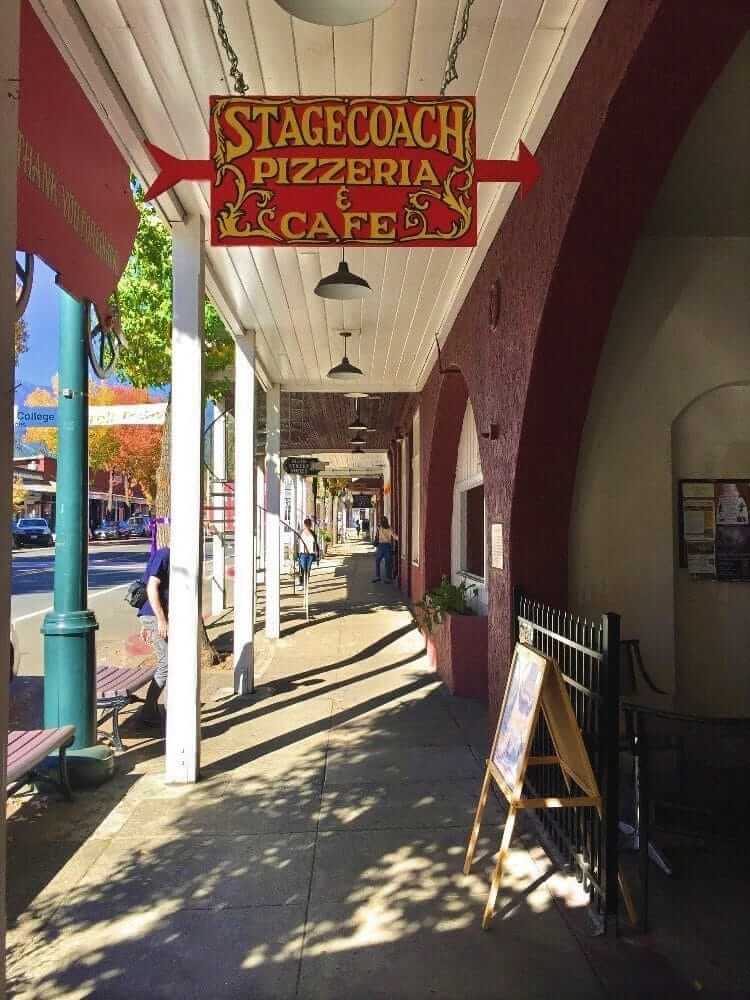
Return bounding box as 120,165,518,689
420,370,469,596
417,0,749,722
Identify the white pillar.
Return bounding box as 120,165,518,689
210,399,226,616
265,384,281,639
233,333,256,694
0,3,19,987
298,474,305,525
165,214,205,784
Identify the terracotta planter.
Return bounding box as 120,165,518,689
424,610,488,702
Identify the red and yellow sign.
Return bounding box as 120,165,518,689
145,95,540,248
211,96,475,247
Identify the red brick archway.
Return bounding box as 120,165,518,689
416,370,469,602
417,0,750,725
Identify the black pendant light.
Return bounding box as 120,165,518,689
350,432,366,446
327,331,363,379
315,251,371,301
352,445,365,454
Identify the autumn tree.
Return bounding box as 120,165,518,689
14,316,28,360
12,476,27,515
113,425,161,503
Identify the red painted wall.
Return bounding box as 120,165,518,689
415,0,750,726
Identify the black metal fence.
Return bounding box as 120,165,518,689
515,590,620,934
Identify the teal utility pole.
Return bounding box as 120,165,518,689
42,290,114,785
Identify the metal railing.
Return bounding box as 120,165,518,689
515,589,620,934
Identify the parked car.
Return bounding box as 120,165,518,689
116,520,132,539
13,517,53,548
93,521,118,541
127,515,152,539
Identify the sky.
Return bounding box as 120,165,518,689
16,256,60,391
15,254,167,402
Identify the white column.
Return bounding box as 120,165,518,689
210,399,226,616
165,214,205,784
0,4,19,987
265,384,281,639
233,333,256,694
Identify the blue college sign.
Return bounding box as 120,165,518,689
15,406,59,427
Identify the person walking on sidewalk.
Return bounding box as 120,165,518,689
298,518,319,585
372,517,397,583
136,545,170,726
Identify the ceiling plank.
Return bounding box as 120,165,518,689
371,0,418,94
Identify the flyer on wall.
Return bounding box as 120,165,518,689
714,482,750,581
681,482,716,576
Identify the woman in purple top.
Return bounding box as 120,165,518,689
137,546,170,725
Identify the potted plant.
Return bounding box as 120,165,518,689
414,575,488,701
319,528,331,558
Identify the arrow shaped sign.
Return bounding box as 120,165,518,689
145,96,540,248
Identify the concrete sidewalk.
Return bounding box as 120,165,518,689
7,543,606,999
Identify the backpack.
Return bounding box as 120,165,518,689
125,579,148,609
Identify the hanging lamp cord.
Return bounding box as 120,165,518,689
441,0,477,96
208,0,249,95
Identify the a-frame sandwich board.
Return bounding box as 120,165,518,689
464,642,634,929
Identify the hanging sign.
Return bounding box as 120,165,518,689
283,457,322,476
351,494,373,508
145,96,540,248
14,403,167,428
18,5,138,322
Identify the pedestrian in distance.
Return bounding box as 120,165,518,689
136,545,170,727
372,516,397,583
298,517,319,585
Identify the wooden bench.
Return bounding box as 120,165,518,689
7,726,75,801
96,664,157,751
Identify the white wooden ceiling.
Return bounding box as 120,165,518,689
35,0,606,392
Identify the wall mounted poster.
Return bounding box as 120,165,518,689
715,481,750,581
679,480,750,580
490,644,547,796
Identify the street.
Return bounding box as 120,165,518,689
12,540,152,677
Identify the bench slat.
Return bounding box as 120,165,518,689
7,727,75,784
96,664,156,699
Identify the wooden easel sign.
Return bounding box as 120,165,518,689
464,642,602,929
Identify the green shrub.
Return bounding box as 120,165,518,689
413,575,478,634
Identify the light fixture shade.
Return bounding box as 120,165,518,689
315,261,371,301
352,445,365,454
350,433,366,446
273,1,395,26
328,330,364,380
327,357,363,379
344,391,369,399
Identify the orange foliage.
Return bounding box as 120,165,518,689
22,383,163,498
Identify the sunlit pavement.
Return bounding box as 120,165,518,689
7,543,607,999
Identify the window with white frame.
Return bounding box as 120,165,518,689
411,409,420,564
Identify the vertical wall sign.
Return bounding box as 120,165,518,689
17,4,138,322
145,96,541,248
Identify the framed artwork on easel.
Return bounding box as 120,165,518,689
464,642,635,929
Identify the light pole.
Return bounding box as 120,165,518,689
41,291,114,785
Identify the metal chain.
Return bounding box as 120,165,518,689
441,0,478,96
208,0,249,95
